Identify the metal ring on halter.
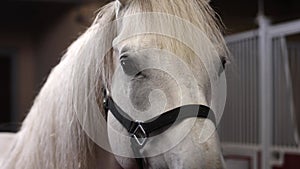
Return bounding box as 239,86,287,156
131,120,148,146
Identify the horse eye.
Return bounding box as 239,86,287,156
221,58,226,68
120,58,139,76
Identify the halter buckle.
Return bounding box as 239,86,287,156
131,121,147,146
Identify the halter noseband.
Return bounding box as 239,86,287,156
103,92,216,168
104,96,216,145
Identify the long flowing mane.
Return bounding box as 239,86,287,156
1,0,228,169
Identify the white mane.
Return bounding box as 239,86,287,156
1,3,117,169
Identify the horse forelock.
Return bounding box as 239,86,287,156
114,0,229,60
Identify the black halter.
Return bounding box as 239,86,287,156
104,94,215,169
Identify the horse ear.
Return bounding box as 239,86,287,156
116,0,131,6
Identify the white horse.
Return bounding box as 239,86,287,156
0,133,14,162
0,0,228,169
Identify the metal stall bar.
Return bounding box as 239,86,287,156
258,15,272,169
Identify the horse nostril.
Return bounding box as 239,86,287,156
134,71,146,79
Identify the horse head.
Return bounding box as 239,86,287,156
100,0,229,168
1,1,228,169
